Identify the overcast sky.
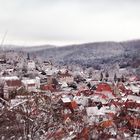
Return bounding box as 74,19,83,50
0,0,140,46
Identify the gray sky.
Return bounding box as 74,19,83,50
0,0,140,46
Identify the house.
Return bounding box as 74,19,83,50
27,60,36,70
60,97,71,106
0,76,22,99
59,97,78,113
86,106,116,124
41,77,59,92
57,70,74,83
45,69,59,86
74,95,88,106
21,77,40,92
5,79,22,90
40,84,58,92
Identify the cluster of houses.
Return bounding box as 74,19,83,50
0,51,140,139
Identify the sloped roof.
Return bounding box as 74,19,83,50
70,101,78,109
61,97,71,103
100,120,114,128
6,80,22,87
1,76,19,81
96,83,112,92
22,79,36,85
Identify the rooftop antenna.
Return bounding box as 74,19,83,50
0,30,8,51
0,30,8,63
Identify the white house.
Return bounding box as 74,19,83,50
27,60,36,70
22,77,40,92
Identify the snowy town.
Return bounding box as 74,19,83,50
0,51,140,140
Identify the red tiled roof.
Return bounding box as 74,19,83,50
96,83,112,92
41,84,56,92
100,120,114,128
70,101,78,109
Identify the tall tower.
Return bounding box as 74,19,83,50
27,53,30,60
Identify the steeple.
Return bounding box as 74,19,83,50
27,53,30,60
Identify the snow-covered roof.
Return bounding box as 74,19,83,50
61,97,71,103
130,85,139,93
60,82,68,88
122,95,140,103
86,106,115,116
86,78,92,82
45,68,59,75
0,76,19,81
22,79,36,85
74,96,88,106
86,107,104,116
90,95,107,104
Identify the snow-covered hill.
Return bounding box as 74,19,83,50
3,40,140,69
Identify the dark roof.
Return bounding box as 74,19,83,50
58,73,72,78
6,80,22,87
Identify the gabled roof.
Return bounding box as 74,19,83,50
96,83,112,92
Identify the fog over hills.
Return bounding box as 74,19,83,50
3,40,140,70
